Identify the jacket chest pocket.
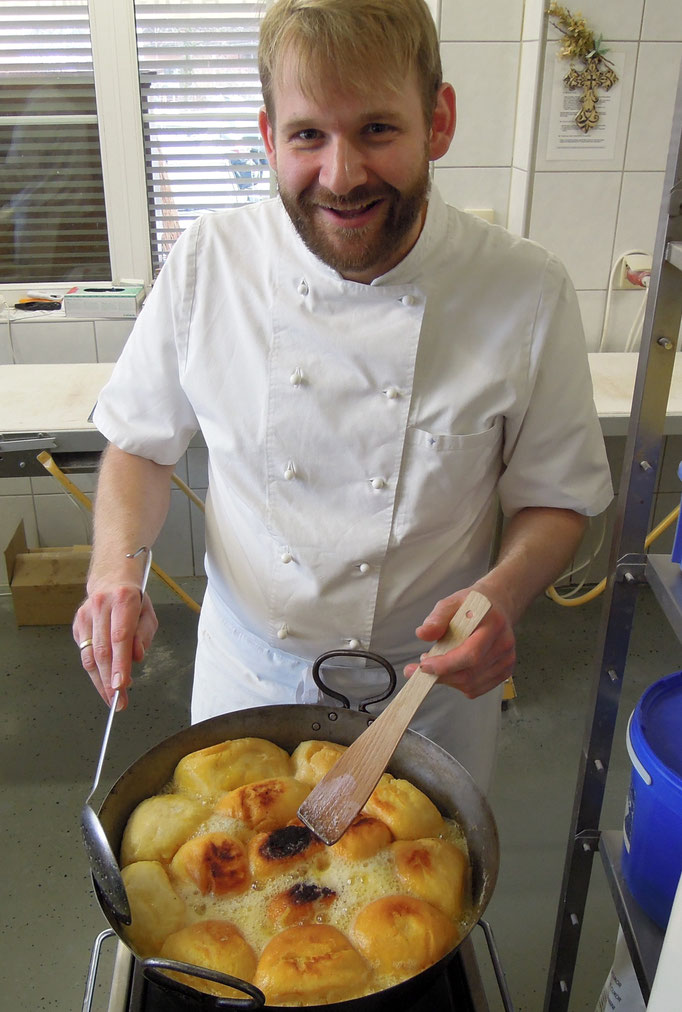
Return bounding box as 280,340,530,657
392,417,504,543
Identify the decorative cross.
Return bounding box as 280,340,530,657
564,54,618,133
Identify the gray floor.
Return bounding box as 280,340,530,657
1,580,679,1011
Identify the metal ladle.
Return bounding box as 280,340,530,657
81,547,152,925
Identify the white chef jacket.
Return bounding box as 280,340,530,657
93,185,612,792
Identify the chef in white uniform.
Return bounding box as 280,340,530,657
75,0,612,794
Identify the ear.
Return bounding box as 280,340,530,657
259,106,277,171
429,83,456,161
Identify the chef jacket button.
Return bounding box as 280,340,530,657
401,294,416,307
277,624,289,639
290,368,304,387
384,386,400,399
297,280,309,296
348,638,361,650
284,461,296,480
281,552,293,564
371,477,386,490
359,562,370,574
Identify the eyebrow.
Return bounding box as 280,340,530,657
280,109,405,133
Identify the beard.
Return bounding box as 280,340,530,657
278,162,431,278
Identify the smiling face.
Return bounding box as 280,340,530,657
259,58,455,283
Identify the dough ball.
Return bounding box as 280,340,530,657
266,881,337,928
363,774,444,840
159,920,257,1000
121,861,186,956
254,924,371,1005
214,777,311,833
291,740,347,786
352,895,458,976
170,832,250,896
120,794,207,867
248,822,329,881
391,838,470,918
330,815,393,861
173,738,292,801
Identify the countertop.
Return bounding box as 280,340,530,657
1,355,682,438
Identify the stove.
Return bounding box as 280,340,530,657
85,924,512,1012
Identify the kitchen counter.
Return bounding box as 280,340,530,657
1,354,682,446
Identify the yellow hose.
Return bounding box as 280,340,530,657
36,451,201,613
546,504,680,607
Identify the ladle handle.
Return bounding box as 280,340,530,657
85,547,152,802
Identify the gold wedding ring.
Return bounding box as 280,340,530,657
79,638,94,650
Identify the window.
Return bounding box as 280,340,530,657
0,0,269,287
135,1,269,273
0,0,110,284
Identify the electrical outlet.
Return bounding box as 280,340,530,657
616,253,652,289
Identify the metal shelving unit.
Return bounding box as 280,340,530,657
543,62,682,1012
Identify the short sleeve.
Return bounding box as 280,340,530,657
498,256,613,518
92,221,201,465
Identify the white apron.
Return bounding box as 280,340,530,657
191,586,501,794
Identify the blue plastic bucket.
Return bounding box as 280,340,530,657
622,670,682,929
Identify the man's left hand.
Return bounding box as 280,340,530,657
404,588,516,698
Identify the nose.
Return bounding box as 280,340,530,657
319,137,368,195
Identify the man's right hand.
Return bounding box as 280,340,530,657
73,583,159,710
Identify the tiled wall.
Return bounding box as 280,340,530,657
2,0,682,593
434,0,682,353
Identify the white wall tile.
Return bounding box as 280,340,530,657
0,322,12,364
528,172,621,290
612,171,665,263
0,477,32,494
576,290,607,352
659,435,682,494
30,471,98,496
10,320,97,364
0,495,38,586
650,492,680,556
642,0,682,41
152,489,194,578
625,44,682,171
95,319,134,362
34,493,92,548
546,1,645,43
433,166,510,224
440,0,523,41
600,288,650,352
171,453,189,483
189,490,207,577
187,447,208,489
440,43,520,166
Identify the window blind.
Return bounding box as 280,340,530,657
134,1,270,272
0,1,110,284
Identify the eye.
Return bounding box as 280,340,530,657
290,128,323,145
364,122,396,137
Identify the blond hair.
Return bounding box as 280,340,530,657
258,0,442,125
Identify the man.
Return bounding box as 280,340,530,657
74,0,612,793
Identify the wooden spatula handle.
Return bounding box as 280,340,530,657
297,590,492,844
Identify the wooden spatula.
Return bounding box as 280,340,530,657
297,590,492,845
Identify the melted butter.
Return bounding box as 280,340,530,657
167,814,473,999
133,757,474,1004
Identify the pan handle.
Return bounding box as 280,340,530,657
312,649,397,712
476,919,515,1012
142,957,266,1008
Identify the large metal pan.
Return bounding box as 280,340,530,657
92,651,500,1010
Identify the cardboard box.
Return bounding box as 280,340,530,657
63,284,145,319
4,521,91,626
